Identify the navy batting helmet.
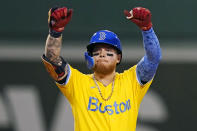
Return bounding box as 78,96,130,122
84,30,122,69
87,30,122,55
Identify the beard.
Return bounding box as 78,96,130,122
93,61,116,75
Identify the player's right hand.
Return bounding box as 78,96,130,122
48,7,73,33
124,7,152,31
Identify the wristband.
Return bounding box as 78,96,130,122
49,29,62,38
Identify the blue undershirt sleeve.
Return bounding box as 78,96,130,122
136,28,162,85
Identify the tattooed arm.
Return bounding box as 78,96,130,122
42,35,69,84
45,6,72,64
41,7,73,83
45,35,63,66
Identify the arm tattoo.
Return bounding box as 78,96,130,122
45,35,62,65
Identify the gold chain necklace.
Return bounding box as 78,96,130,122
92,75,115,101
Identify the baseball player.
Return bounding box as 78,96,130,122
41,6,161,131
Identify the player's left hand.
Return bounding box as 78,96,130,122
124,7,152,31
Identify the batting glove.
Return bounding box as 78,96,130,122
48,7,73,38
124,7,152,31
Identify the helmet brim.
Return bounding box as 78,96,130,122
87,42,122,56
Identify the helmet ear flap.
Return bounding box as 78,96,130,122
84,52,95,69
87,50,92,57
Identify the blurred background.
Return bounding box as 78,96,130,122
0,0,197,131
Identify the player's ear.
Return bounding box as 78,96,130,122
116,54,121,64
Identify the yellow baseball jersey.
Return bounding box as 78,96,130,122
56,65,153,131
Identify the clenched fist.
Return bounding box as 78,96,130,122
48,7,73,37
124,7,152,31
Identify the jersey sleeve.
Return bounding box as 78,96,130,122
55,65,84,104
122,65,153,106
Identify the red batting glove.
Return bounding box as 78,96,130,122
124,7,152,31
48,7,73,37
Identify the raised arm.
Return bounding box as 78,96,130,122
137,28,161,84
124,7,162,85
45,35,62,65
41,7,73,84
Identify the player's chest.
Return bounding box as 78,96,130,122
75,80,136,113
83,80,133,99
